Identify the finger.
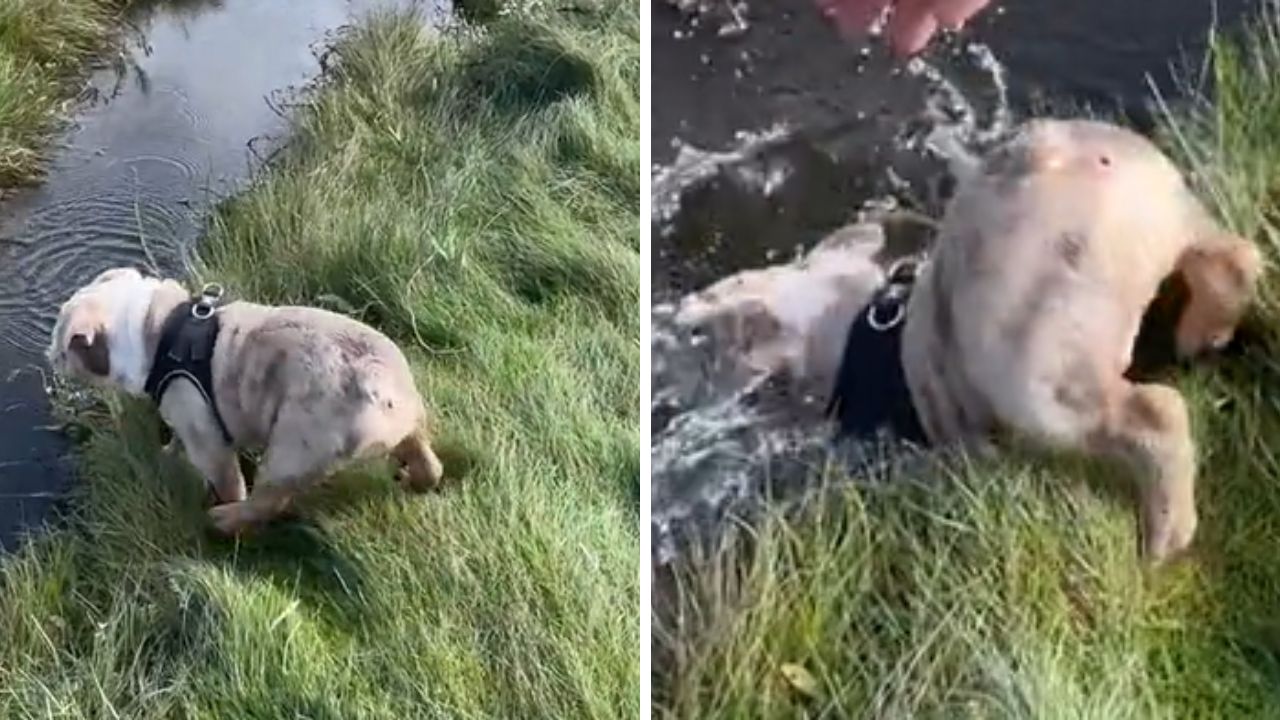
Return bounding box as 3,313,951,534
820,0,893,38
887,0,940,56
931,0,992,29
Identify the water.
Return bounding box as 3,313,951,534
653,0,1262,297
651,0,1262,562
0,0,448,548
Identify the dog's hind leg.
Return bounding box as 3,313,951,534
1088,382,1198,563
392,431,444,493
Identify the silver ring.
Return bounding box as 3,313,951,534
885,256,920,285
200,282,224,301
867,301,906,331
191,302,215,320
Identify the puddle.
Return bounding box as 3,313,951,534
0,0,448,548
650,0,1260,563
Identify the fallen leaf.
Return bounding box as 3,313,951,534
779,662,820,699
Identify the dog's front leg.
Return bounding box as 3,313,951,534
159,382,246,506
174,433,244,506
206,454,247,505
1090,382,1198,563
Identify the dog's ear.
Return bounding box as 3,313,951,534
68,328,110,377
1180,234,1262,299
1173,234,1263,356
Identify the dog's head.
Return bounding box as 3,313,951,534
676,282,784,361
1174,236,1264,357
48,267,158,388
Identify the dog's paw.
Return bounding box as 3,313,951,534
208,503,250,537
1143,505,1198,564
396,465,438,493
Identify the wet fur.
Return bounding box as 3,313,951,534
49,267,445,536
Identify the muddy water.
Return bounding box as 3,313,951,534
0,0,446,548
651,0,1261,560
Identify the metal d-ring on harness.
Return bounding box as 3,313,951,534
865,256,920,332
143,282,235,444
826,254,929,444
191,282,224,320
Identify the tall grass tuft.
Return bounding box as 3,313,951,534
0,0,130,189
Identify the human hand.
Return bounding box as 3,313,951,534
815,0,994,56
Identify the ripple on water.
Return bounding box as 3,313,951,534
0,0,427,548
0,188,191,337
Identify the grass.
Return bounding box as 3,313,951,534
655,6,1280,718
0,0,132,190
0,2,639,717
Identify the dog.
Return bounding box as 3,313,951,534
48,267,444,536
672,221,892,404
903,119,1260,561
672,119,1262,563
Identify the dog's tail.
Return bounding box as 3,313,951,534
393,428,444,492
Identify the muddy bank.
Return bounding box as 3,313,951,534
0,0,447,548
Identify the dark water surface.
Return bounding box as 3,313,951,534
0,0,445,548
651,0,1262,557
653,0,1259,298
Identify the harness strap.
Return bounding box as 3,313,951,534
143,298,233,445
826,258,928,445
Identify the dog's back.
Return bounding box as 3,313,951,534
903,119,1214,446
901,118,1261,562
212,302,425,456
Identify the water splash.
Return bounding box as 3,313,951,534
651,302,837,564
663,0,753,39
650,43,1015,565
900,43,1014,181
652,124,792,236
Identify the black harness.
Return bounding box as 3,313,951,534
143,284,234,445
826,257,928,445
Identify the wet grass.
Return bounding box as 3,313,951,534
0,0,132,190
0,4,638,717
655,7,1280,718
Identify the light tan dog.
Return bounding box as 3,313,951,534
671,119,1260,563
902,118,1261,561
48,267,444,536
